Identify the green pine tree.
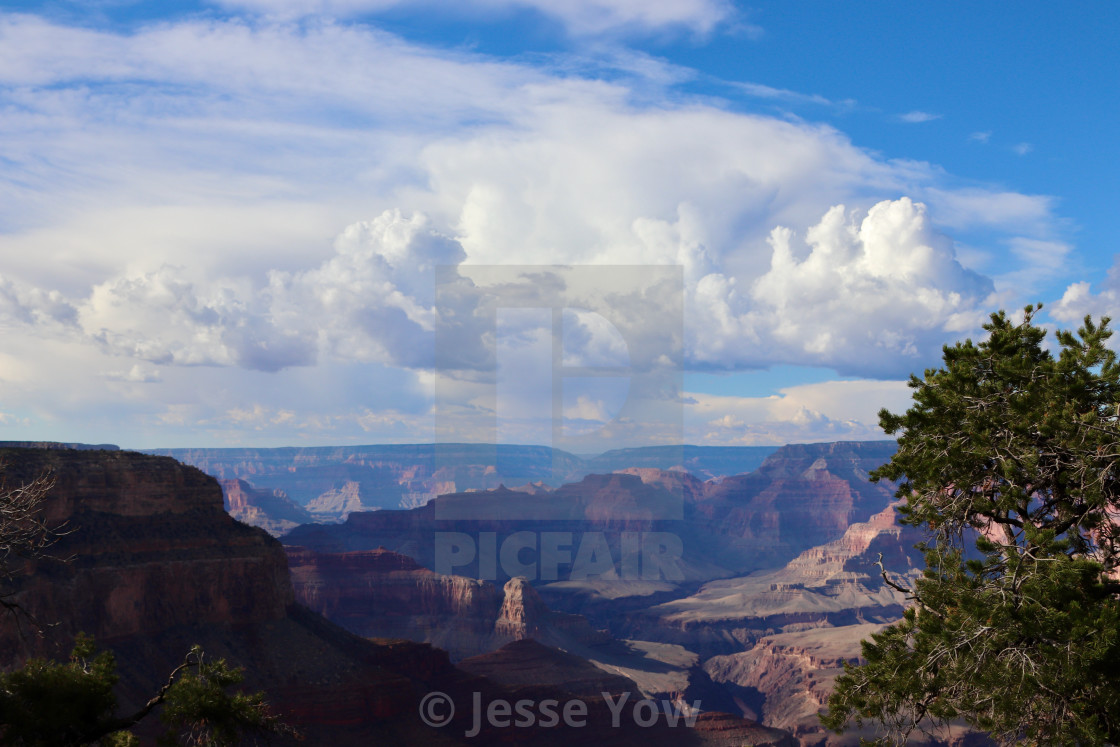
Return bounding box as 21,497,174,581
0,634,292,746
1,467,295,746
822,306,1120,745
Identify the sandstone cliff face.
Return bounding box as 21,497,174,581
782,501,922,581
0,448,293,655
283,442,900,587
286,547,608,660
221,477,313,536
495,576,611,648
703,625,990,747
704,624,881,745
286,546,503,659
631,504,923,655
690,442,899,568
0,448,415,744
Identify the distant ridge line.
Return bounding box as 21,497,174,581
0,441,120,451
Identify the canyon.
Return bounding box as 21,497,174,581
0,439,969,744
150,443,779,523
0,445,795,746
203,438,952,745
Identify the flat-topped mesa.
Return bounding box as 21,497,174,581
614,467,708,503
0,441,120,451
0,447,293,654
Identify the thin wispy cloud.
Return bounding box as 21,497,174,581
734,81,837,107
209,0,737,36
898,110,942,123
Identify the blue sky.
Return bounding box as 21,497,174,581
0,0,1116,449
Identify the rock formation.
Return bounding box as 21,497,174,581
149,443,782,528
704,624,884,745
10,439,945,745
704,625,989,746
286,546,609,660
638,503,925,653
282,442,900,597
0,445,796,745
221,477,312,536
275,442,932,744
0,447,448,744
0,448,294,653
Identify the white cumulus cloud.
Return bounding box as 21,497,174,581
686,379,913,445
74,210,464,373
690,198,995,376
1052,257,1120,328
0,10,1076,445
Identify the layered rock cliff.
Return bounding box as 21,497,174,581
286,546,608,660
151,443,780,528
0,447,453,744
704,624,883,745
0,448,293,654
703,625,989,746
687,441,899,568
629,504,924,654
0,446,794,745
221,477,313,536
283,442,900,588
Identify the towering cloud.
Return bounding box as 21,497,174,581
0,9,1071,445
691,198,993,376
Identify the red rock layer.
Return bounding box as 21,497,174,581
286,547,609,660
221,477,313,536
0,448,293,655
